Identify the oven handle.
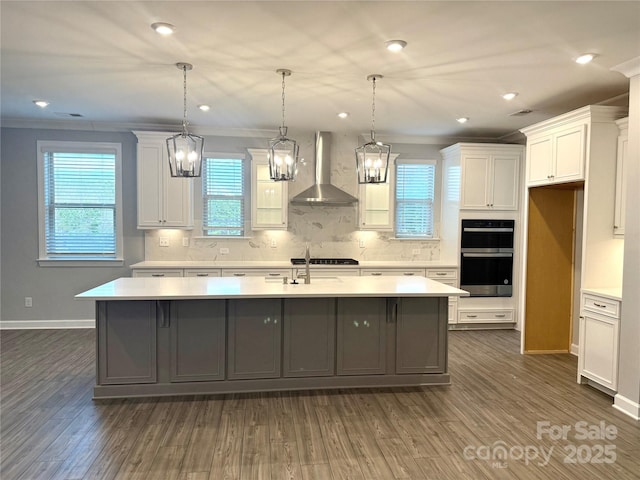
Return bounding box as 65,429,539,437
462,227,514,233
461,252,513,258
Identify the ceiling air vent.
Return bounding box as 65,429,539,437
509,109,533,117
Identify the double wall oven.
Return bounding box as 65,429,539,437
460,219,514,297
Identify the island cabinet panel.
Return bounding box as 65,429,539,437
227,299,282,380
395,297,447,374
169,300,225,383
283,298,336,377
97,301,157,385
336,298,387,375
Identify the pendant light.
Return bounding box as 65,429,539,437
166,62,204,178
355,74,391,184
268,69,299,181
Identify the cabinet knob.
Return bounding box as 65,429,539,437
151,274,165,277
196,273,209,277
233,273,246,277
495,314,506,318
593,302,607,308
371,272,382,276
403,272,415,276
436,272,447,276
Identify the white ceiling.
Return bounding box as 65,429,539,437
1,1,639,141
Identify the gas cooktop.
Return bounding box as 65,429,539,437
290,258,359,265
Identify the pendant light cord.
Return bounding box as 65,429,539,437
281,71,287,130
182,64,188,134
371,76,376,141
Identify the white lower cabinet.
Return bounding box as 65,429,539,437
426,268,458,325
183,269,221,278
458,309,514,324
361,268,426,277
578,293,621,392
221,268,293,279
133,269,183,278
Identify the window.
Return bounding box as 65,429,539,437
395,160,436,238
202,156,246,236
37,141,123,265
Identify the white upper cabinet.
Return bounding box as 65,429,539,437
134,131,193,229
248,149,288,230
441,144,523,211
525,124,586,186
614,118,628,236
358,155,397,230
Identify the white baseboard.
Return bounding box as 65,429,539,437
570,343,579,356
0,319,95,330
613,394,640,421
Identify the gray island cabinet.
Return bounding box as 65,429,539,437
77,276,467,399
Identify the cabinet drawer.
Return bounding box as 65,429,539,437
583,294,620,318
458,309,514,324
222,269,292,278
133,269,183,278
426,269,457,280
184,269,221,278
361,268,425,277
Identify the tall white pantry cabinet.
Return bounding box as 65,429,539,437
134,131,193,229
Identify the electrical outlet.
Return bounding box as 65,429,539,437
359,239,365,248
182,237,189,247
25,297,33,308
220,247,229,255
270,238,277,248
159,237,170,247
412,248,421,255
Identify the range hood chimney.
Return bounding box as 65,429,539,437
290,131,358,205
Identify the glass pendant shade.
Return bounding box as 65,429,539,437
269,126,299,181
356,132,391,184
166,130,204,177
166,62,204,178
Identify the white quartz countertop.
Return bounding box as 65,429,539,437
77,276,469,300
129,260,458,269
581,287,623,302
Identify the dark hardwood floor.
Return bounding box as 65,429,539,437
1,328,638,480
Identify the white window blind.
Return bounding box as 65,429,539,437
37,142,123,263
202,157,245,236
395,161,436,238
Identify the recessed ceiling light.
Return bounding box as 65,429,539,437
337,112,349,119
502,92,518,101
198,104,210,112
151,22,176,35
575,53,596,64
385,40,407,52
456,117,469,124
33,100,49,108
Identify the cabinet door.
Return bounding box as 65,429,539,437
579,312,619,390
163,175,193,227
283,298,335,377
227,299,282,379
460,154,490,209
336,298,386,375
170,300,225,382
250,152,288,230
97,300,157,385
137,143,165,228
527,136,553,186
395,297,446,374
614,134,628,236
135,131,193,229
490,154,519,210
553,124,586,183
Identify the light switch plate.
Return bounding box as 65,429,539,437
220,247,229,255
159,237,170,247
182,237,189,247
412,248,421,255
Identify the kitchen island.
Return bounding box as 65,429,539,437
77,276,468,399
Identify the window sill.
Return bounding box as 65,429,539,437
38,258,125,267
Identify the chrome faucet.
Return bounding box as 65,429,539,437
304,243,311,284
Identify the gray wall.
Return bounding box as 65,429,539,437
0,128,144,323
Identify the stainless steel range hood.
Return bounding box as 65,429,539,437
290,131,358,205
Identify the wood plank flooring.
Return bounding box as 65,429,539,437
1,328,639,479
